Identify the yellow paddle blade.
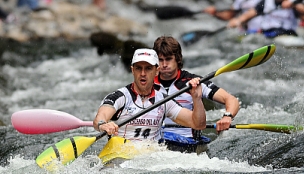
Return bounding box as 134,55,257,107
235,124,301,134
98,136,139,164
215,44,276,76
36,136,96,171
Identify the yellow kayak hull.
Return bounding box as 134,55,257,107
99,136,139,164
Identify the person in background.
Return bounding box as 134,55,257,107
153,36,240,153
17,0,39,10
282,1,304,18
281,0,304,27
204,0,262,34
93,0,106,10
227,0,304,38
93,48,206,143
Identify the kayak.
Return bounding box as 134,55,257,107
98,136,138,164
99,133,211,164
99,136,165,166
163,131,211,154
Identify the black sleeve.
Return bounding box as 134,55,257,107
203,81,220,100
102,90,126,121
102,90,124,106
255,0,285,15
294,0,304,4
255,0,265,15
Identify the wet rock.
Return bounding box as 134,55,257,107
90,31,149,72
0,1,150,69
248,133,304,169
90,31,123,55
99,15,148,37
0,1,148,42
0,37,91,67
208,131,304,169
121,40,149,71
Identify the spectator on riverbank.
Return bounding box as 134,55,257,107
204,0,262,34
17,0,39,10
93,0,106,10
282,0,304,21
228,0,303,38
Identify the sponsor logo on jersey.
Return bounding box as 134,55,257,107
104,99,114,105
126,107,136,114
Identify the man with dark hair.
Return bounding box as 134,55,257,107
153,36,240,153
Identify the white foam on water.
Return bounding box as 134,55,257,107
1,48,133,124
0,155,41,174
273,36,304,48
119,150,268,173
0,148,269,174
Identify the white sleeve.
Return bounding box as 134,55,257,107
165,100,182,121
232,0,243,10
201,82,212,99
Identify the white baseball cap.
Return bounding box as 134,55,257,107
131,48,159,66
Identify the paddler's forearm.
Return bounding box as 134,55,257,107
93,105,116,131
192,96,206,129
224,94,240,118
188,78,206,129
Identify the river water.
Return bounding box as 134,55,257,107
1,0,304,173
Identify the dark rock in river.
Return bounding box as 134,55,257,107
90,31,149,72
0,37,91,67
90,31,124,55
207,131,304,169
248,132,304,169
121,40,150,71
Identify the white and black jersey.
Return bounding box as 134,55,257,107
154,70,219,137
232,0,262,32
100,83,182,141
255,0,298,37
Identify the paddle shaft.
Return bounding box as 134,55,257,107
155,6,233,20
181,26,227,46
155,6,203,20
165,124,225,128
165,124,297,134
211,26,226,34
